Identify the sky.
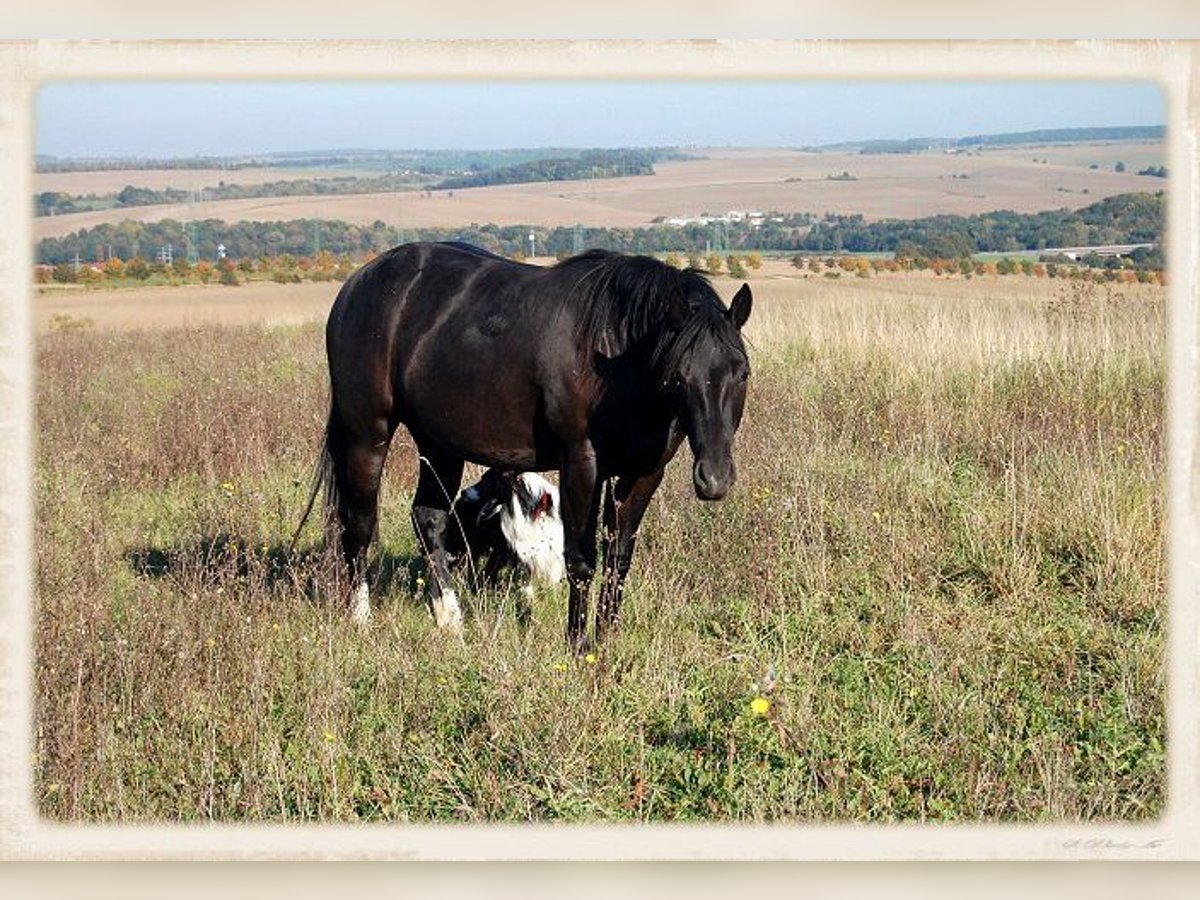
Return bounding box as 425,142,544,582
36,80,1166,158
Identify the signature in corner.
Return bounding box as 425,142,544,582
1062,838,1167,851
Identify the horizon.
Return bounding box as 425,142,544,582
36,81,1166,159
33,127,1167,163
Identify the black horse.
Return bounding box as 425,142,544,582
298,241,751,649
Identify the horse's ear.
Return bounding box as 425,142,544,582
728,283,752,330
664,287,691,332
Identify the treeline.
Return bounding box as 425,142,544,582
35,154,255,173
431,149,659,190
35,173,435,217
952,125,1165,148
37,245,1166,293
813,125,1165,154
36,146,694,177
37,218,738,264
36,212,826,265
34,148,693,216
35,192,1165,267
798,192,1163,258
34,149,534,174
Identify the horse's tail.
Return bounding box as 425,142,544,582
288,415,339,555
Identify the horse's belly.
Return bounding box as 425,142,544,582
401,357,556,469
415,397,544,467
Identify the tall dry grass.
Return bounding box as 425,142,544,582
33,274,1165,821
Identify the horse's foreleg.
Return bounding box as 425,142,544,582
411,446,465,633
560,441,601,652
596,468,665,643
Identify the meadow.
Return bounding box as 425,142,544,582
33,271,1166,822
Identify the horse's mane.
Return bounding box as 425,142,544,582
555,250,733,362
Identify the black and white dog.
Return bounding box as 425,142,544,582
446,469,565,593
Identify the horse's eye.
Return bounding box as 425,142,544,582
738,369,749,384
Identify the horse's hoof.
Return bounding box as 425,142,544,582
432,588,464,635
350,583,372,625
568,635,594,656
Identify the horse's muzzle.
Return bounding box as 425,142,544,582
693,458,734,501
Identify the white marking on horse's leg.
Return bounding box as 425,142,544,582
431,587,464,634
520,583,536,601
350,581,371,625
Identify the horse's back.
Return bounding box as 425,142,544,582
325,242,572,466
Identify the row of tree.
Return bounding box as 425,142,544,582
430,149,661,190
36,173,438,217
790,252,1164,284
34,192,1164,268
797,191,1163,259
35,217,776,264
34,147,698,217
39,245,1165,292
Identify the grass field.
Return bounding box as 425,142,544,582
33,272,1166,822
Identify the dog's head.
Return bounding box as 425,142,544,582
511,472,556,522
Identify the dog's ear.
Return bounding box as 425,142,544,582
533,491,554,520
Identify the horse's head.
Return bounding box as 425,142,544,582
661,282,752,501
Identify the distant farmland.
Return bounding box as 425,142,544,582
32,143,1165,240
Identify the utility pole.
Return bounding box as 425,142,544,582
187,188,200,264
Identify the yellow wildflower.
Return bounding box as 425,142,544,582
552,662,569,673
220,482,234,493
584,653,597,665
750,696,771,717
323,730,335,743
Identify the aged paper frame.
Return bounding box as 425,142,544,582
0,39,1195,860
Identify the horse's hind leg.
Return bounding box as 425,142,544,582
328,419,391,623
411,442,465,633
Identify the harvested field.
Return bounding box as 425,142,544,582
34,281,337,333
33,166,382,195
33,144,1161,240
